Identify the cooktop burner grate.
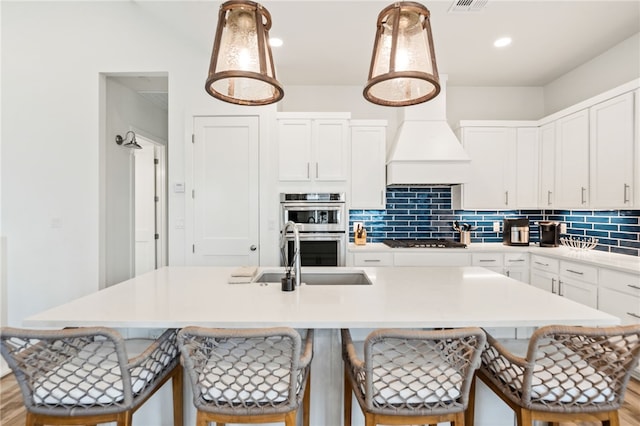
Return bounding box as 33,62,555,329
382,239,467,248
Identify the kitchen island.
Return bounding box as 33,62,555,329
24,266,619,426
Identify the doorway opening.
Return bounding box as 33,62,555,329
100,73,168,288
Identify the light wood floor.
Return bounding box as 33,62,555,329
1,373,639,425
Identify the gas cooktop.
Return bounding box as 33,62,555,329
382,239,467,249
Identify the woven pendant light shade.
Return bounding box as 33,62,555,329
364,2,440,107
205,0,283,105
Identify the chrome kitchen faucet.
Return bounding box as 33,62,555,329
281,221,301,287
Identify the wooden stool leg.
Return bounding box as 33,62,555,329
303,370,311,426
344,368,353,426
172,365,184,426
465,374,477,426
607,411,621,426
518,408,533,426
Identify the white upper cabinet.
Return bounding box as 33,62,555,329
453,124,537,210
538,122,556,208
277,113,350,182
554,109,590,208
456,127,514,209
350,121,387,210
515,127,539,209
589,91,635,208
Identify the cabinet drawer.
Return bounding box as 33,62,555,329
560,261,598,284
599,268,640,297
353,252,393,267
472,253,503,267
599,287,640,324
504,252,529,267
394,252,471,267
531,255,559,273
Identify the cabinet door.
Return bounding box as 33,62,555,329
538,122,556,207
461,127,512,209
351,125,386,209
313,119,349,181
555,109,589,208
530,269,558,294
515,128,539,208
589,92,634,208
278,119,312,181
558,277,597,309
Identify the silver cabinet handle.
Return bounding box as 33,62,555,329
306,162,310,179
627,284,640,290
508,259,525,263
547,190,552,206
551,278,556,294
506,270,510,277
505,191,509,205
581,186,586,204
315,162,319,178
624,183,630,203
627,312,640,319
479,259,497,263
565,269,584,275
380,190,384,205
558,279,564,297
250,245,257,251
535,261,549,267
363,259,381,263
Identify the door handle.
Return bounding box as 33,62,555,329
250,245,257,251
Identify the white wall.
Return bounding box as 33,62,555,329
103,77,168,287
543,32,640,114
1,1,274,326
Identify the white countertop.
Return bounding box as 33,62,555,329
349,243,640,274
24,266,618,329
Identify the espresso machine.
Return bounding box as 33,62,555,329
503,218,530,246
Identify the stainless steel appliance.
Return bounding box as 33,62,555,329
382,239,467,248
280,193,346,266
503,218,530,246
539,221,561,247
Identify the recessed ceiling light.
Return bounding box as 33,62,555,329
494,37,512,48
269,37,283,47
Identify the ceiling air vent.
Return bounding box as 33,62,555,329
449,0,488,13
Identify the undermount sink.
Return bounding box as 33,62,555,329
254,271,372,285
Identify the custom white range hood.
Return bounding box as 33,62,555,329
386,76,471,185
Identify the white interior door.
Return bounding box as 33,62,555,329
134,138,157,275
192,116,259,266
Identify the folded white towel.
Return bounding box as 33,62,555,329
230,266,258,277
228,276,253,284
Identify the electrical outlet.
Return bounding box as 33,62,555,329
493,221,500,232
560,223,567,234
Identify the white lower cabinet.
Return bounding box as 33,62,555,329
504,252,530,283
558,261,598,309
598,268,640,377
598,268,640,325
472,252,530,283
530,254,560,294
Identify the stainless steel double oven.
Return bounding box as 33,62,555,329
280,193,346,266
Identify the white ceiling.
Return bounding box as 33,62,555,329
118,0,640,96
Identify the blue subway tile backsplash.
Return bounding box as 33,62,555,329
349,187,640,257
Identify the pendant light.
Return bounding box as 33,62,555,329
364,2,440,107
205,0,283,106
